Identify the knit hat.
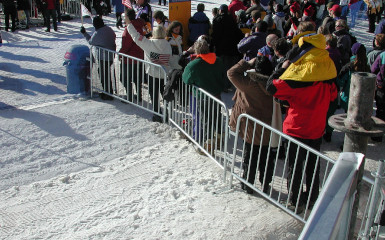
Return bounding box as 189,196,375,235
329,4,341,14
276,3,283,12
304,6,315,17
326,1,335,9
235,9,246,19
351,42,363,55
93,16,105,29
263,14,274,28
255,55,274,76
219,4,228,13
290,2,301,13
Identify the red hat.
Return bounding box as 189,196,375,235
290,2,301,13
304,5,315,16
329,4,341,14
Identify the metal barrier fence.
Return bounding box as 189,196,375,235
90,46,168,121
167,82,229,173
358,160,385,239
27,0,87,23
300,152,365,239
88,46,380,237
228,113,337,222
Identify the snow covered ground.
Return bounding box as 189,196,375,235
0,0,384,239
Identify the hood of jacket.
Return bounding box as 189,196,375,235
197,53,217,64
248,71,270,87
280,33,337,82
192,12,209,21
333,28,350,37
275,12,285,18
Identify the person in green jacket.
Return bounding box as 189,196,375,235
182,36,225,150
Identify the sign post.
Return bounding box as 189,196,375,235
168,0,191,50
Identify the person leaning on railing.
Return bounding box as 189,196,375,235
227,55,276,195
266,22,338,213
81,16,116,100
125,14,177,122
182,36,225,149
119,9,146,102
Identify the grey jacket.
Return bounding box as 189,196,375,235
83,25,116,61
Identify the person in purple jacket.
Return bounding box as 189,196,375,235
370,51,385,142
238,21,268,60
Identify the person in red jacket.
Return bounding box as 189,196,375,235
119,9,146,102
43,0,57,32
266,22,337,213
229,0,247,21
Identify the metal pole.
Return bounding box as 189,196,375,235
362,160,385,238
329,72,385,238
343,72,376,154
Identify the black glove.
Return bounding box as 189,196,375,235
80,26,86,34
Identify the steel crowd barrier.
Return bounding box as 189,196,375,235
90,46,168,122
228,113,337,222
88,45,378,237
167,82,229,174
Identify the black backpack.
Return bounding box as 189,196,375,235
162,69,184,102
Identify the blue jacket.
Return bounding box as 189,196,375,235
237,32,267,61
188,12,210,43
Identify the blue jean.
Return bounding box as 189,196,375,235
341,5,349,19
350,1,363,28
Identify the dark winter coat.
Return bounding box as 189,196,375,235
111,0,124,13
188,12,210,44
228,60,273,145
2,0,16,7
371,52,385,88
326,46,342,74
237,31,267,61
17,0,31,10
333,28,352,66
212,14,244,56
375,19,385,35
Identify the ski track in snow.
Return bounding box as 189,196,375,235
0,0,384,238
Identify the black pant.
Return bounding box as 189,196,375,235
120,63,143,101
56,0,61,22
45,9,57,31
376,87,385,121
147,75,165,113
4,5,17,31
116,13,123,27
368,12,376,33
158,0,166,5
242,143,275,191
200,96,222,138
99,60,114,94
287,137,321,205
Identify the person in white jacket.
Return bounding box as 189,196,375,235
125,14,175,122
